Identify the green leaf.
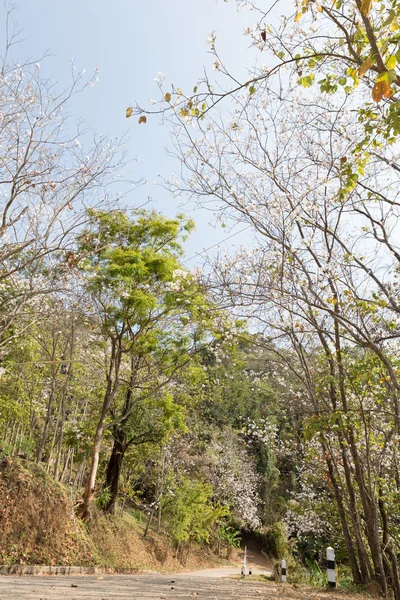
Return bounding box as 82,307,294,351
298,74,315,88
249,85,256,95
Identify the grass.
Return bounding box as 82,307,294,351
228,574,274,582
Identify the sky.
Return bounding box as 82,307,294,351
4,0,264,265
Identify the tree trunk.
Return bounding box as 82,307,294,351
36,382,55,463
78,420,106,519
78,338,121,519
323,444,362,584
144,507,155,537
102,356,136,515
332,433,372,582
103,431,126,514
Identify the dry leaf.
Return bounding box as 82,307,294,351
360,0,373,17
165,92,171,102
382,82,393,98
138,115,147,124
126,107,133,118
372,80,393,102
358,56,372,76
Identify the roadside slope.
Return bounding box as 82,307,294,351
0,457,234,572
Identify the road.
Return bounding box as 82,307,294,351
0,573,277,599
0,547,275,598
184,546,273,578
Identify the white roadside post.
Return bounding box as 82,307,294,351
244,545,247,578
281,559,287,582
326,547,336,588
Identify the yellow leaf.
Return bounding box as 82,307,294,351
295,12,302,22
360,0,373,17
317,5,323,11
138,115,147,124
358,56,372,77
386,55,397,70
125,107,133,118
165,92,171,102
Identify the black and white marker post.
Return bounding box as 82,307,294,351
326,547,336,588
241,546,247,578
281,559,287,582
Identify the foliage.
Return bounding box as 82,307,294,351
96,487,112,509
216,525,242,550
161,476,228,547
305,558,329,588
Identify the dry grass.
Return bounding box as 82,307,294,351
87,509,233,572
0,457,95,565
0,457,233,572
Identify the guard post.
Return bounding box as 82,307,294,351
281,558,287,582
326,547,336,588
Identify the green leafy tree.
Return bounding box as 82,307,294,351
76,208,215,518
161,476,228,559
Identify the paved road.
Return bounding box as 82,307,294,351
173,545,273,579
179,563,272,579
0,573,278,599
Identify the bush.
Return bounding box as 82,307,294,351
162,477,228,549
260,522,289,559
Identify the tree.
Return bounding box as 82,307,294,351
76,208,217,518
103,390,186,514
143,1,400,594
0,13,125,346
161,476,228,562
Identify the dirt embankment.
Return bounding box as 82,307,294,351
0,457,231,572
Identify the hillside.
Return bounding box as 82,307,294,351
0,457,233,572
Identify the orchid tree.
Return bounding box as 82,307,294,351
133,0,400,593
0,15,127,347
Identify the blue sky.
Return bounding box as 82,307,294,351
5,0,262,264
